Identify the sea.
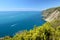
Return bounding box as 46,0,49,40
0,11,46,37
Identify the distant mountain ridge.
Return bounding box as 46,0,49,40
42,7,60,22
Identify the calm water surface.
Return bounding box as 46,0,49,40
0,11,45,37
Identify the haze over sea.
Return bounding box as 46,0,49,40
0,11,45,37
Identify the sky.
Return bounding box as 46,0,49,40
0,0,60,11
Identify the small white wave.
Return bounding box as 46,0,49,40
11,24,17,27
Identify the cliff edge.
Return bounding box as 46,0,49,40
42,7,60,22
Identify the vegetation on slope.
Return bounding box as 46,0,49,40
3,20,60,40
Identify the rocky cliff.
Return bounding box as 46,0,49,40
42,7,60,22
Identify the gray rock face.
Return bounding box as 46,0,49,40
45,10,60,22
42,7,60,22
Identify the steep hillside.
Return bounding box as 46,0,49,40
42,7,60,21
42,7,60,28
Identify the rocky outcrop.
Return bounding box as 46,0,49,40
45,10,60,22
42,7,60,22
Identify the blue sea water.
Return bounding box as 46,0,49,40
0,11,45,37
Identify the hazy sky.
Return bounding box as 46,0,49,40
0,0,60,11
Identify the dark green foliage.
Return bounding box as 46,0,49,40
35,36,41,40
